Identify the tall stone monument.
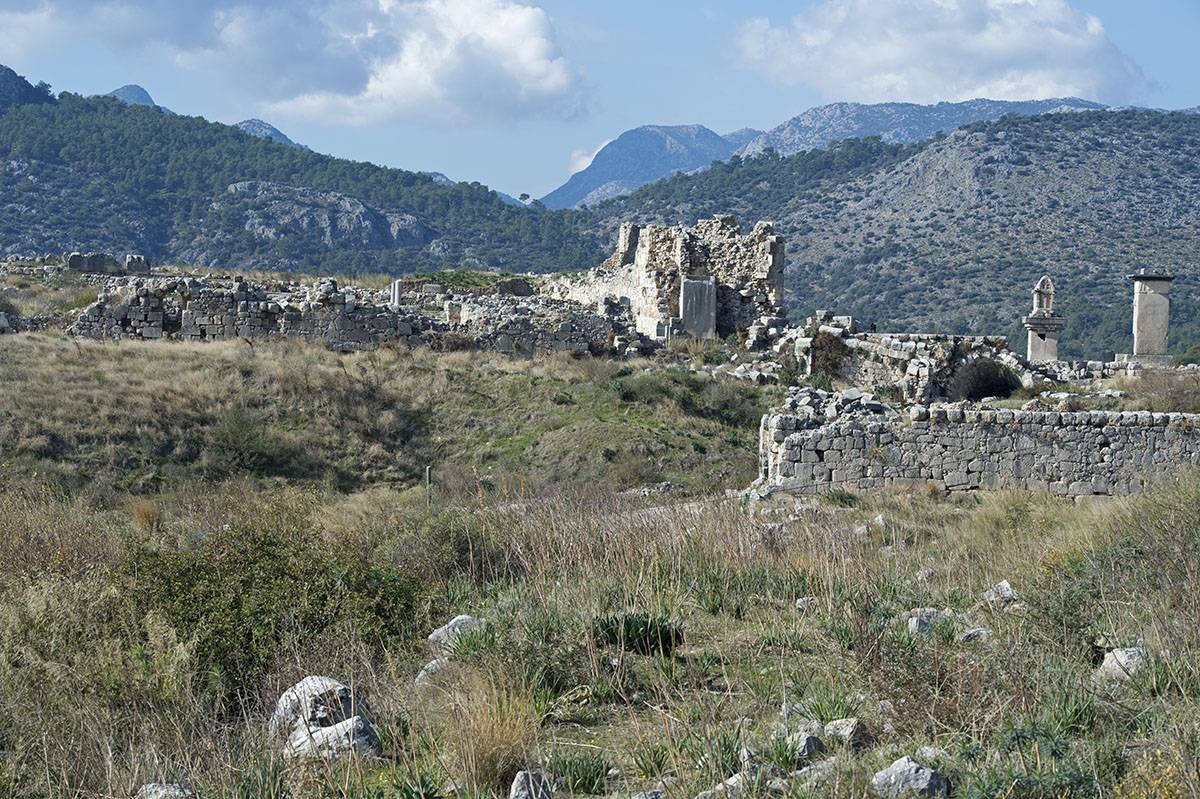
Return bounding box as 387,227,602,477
1128,268,1174,360
1022,275,1065,362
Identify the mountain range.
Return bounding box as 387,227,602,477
103,83,310,151
541,98,1109,209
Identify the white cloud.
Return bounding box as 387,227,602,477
569,138,611,174
735,0,1148,104
0,0,588,125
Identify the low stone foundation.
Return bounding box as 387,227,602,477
759,388,1200,497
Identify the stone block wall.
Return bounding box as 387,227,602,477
69,277,434,352
540,214,785,342
759,388,1200,497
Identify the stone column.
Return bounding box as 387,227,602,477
389,279,404,308
1021,275,1065,362
1128,269,1174,357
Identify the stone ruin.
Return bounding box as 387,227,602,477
793,310,1057,404
66,251,150,276
758,385,1200,498
66,273,624,356
1022,275,1065,362
61,214,787,357
759,271,1200,500
541,214,787,347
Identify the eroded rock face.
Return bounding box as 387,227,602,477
218,181,436,251
871,757,948,798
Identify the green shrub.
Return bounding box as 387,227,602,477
632,740,671,779
592,613,682,655
115,496,424,702
546,749,608,794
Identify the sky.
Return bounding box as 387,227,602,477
1,0,1197,199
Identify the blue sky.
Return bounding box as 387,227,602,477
2,0,1197,199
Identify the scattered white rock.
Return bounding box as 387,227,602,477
824,717,874,748
134,785,193,799
871,756,948,798
271,676,380,760
414,657,455,688
786,731,826,757
908,617,933,635
982,580,1017,604
959,628,993,644
269,676,364,738
914,746,949,763
790,757,836,782
428,615,487,655
510,771,554,799
285,716,382,759
1096,647,1146,683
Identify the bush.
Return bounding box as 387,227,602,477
592,613,682,655
116,494,424,702
809,331,849,379
546,749,608,794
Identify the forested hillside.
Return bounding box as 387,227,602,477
0,91,604,274
585,110,1200,359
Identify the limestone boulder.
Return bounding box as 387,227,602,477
871,757,948,798
269,676,366,738
509,771,554,799
285,716,382,759
1096,647,1146,683
785,731,826,758
428,615,488,655
133,784,193,799
824,717,875,748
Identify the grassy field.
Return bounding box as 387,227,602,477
0,334,777,500
0,331,1197,798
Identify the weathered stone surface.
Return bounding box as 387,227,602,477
1096,647,1146,683
542,215,785,342
285,715,382,759
871,757,948,798
786,731,826,757
414,657,456,688
269,676,364,738
823,717,874,748
133,784,194,799
959,628,993,644
509,771,554,799
428,615,487,655
270,675,379,759
759,387,1200,497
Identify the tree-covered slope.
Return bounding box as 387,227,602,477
0,92,604,274
585,110,1200,359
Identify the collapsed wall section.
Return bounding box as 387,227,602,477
540,214,785,342
759,388,1200,497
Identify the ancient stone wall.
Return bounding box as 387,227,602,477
759,388,1200,497
795,317,1059,402
67,274,620,356
69,277,434,351
65,252,150,276
541,214,785,343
